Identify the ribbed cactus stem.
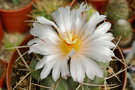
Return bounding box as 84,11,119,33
105,0,129,22
112,19,133,47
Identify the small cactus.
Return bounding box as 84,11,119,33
112,19,133,47
105,0,129,22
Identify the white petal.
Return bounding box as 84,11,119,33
52,60,61,81
79,55,103,79
60,58,70,79
35,56,46,70
70,54,85,83
83,33,115,48
28,39,59,55
27,38,40,46
84,12,106,34
52,4,88,33
52,7,71,32
74,13,87,35
92,22,111,38
40,54,62,79
81,46,114,62
37,16,59,31
30,23,59,44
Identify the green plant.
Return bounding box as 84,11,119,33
30,0,70,19
7,0,20,5
105,0,129,22
3,33,24,49
112,19,133,47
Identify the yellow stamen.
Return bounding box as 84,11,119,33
58,32,82,56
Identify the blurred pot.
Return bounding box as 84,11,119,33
0,0,34,33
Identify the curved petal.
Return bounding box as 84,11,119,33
90,22,111,39
37,16,60,31
35,56,46,70
30,22,60,44
83,12,106,35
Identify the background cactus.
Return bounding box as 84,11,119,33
105,0,130,22
112,19,133,47
7,0,20,5
30,0,70,20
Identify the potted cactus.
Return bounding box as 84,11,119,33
0,0,34,33
6,3,127,90
6,35,127,90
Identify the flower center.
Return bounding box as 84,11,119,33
63,32,77,44
59,32,82,56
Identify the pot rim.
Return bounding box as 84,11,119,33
0,0,35,13
0,60,8,88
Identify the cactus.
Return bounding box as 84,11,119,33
112,19,133,47
105,0,129,22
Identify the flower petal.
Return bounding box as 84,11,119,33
52,60,61,81
40,54,62,79
79,55,103,79
37,16,59,31
70,54,85,83
81,46,114,62
30,23,59,44
84,12,106,34
35,56,46,70
91,22,111,38
60,58,70,79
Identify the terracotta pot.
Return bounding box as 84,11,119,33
129,15,135,24
0,60,8,88
0,0,34,33
86,0,109,13
6,35,33,90
0,19,4,43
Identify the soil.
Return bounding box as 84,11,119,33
0,0,31,10
11,53,37,89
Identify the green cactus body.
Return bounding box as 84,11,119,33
112,19,133,47
105,0,129,22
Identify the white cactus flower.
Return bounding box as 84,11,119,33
28,3,115,83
